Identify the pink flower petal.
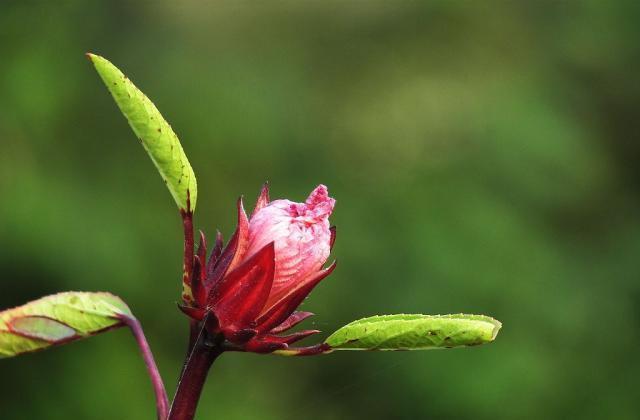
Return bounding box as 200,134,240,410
244,185,335,301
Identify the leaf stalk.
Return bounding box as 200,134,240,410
123,316,169,420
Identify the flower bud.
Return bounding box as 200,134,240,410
185,184,337,353
245,185,335,305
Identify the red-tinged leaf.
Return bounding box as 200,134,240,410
213,243,276,330
270,311,314,334
250,182,270,218
1,289,169,418
256,262,336,333
0,292,131,358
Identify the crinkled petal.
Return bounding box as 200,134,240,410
244,185,335,301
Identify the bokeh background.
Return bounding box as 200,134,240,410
1,1,639,419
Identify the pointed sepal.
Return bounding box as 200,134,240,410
256,262,336,333
251,182,270,218
329,226,336,250
261,329,320,345
207,230,224,269
226,197,250,273
205,199,248,292
270,311,314,334
177,303,206,321
272,343,332,357
212,243,276,331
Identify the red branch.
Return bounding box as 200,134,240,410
169,323,222,420
181,209,194,302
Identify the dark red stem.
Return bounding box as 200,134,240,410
173,196,221,419
168,328,222,420
180,208,203,368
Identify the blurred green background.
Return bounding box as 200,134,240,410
1,1,639,419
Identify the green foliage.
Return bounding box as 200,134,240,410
0,292,132,358
325,314,501,351
87,53,197,212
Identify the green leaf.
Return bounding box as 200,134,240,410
324,314,501,351
87,53,197,212
0,292,133,358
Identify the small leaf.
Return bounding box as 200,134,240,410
324,314,501,351
87,53,197,212
0,292,132,358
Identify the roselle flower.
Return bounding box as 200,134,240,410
180,184,337,354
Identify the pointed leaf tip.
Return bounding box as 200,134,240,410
87,53,197,212
324,314,501,351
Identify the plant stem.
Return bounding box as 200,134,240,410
180,208,202,377
181,209,195,298
169,329,221,420
124,317,169,420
